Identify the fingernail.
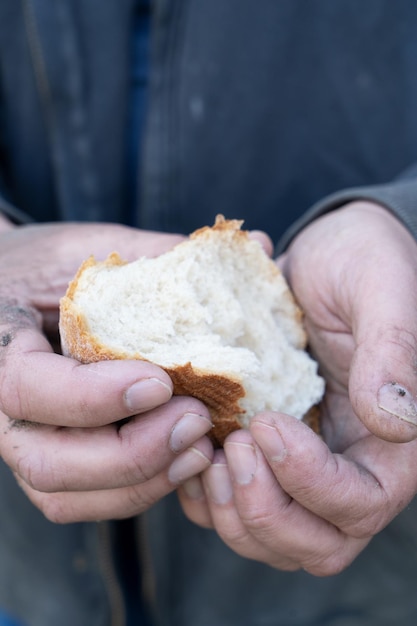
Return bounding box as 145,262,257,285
205,463,233,504
251,422,287,462
170,413,212,453
168,447,210,484
124,378,172,413
378,382,417,426
224,441,257,485
182,476,205,500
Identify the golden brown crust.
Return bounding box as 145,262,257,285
164,362,245,447
60,252,129,361
191,214,245,239
59,216,319,447
64,252,127,301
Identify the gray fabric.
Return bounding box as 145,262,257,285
147,494,417,626
277,179,417,254
0,460,111,626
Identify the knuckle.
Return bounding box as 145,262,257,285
126,453,152,484
270,557,300,572
239,505,283,541
125,484,160,515
302,535,372,577
16,474,76,524
41,496,73,525
335,487,390,539
341,510,387,539
16,453,58,493
15,454,38,489
218,525,253,552
303,550,351,577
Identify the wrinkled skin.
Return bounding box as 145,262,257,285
2,205,417,576
178,202,417,576
0,218,217,522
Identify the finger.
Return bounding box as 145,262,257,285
248,230,274,257
1,397,212,492
222,428,370,575
250,412,417,538
67,223,185,262
201,449,299,570
177,477,214,529
202,443,360,574
341,205,417,442
286,203,417,443
0,223,185,308
0,324,174,426
274,252,287,272
16,438,213,523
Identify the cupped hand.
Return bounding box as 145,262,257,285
283,201,417,445
0,221,214,522
178,202,417,574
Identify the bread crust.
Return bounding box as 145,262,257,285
61,303,246,446
60,250,247,445
165,363,244,446
60,216,321,446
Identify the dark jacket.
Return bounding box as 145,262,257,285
1,1,417,625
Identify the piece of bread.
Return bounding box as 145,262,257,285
59,215,325,446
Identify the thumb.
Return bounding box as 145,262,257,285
350,329,417,443
347,215,417,443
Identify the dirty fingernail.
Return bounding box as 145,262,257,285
378,382,417,426
168,447,210,484
170,413,212,453
124,378,172,413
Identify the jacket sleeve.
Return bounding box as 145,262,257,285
276,166,417,254
0,198,34,224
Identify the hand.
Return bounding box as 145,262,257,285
0,221,187,340
0,222,214,522
178,202,417,574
